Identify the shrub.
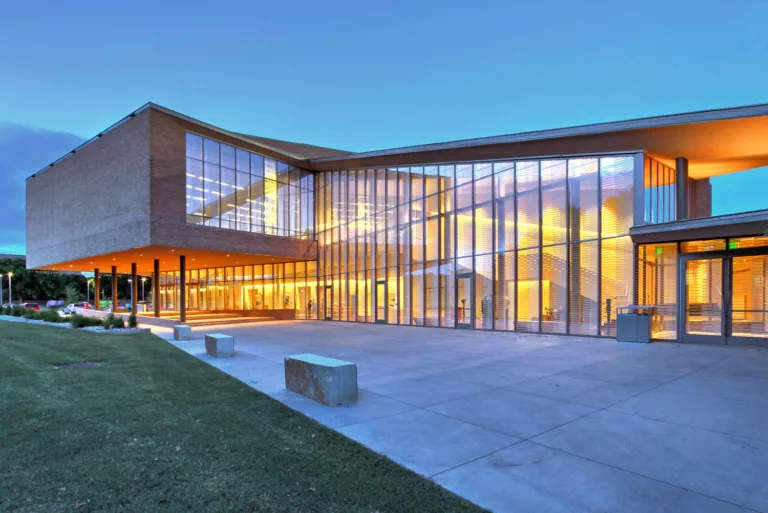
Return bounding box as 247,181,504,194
104,313,124,330
70,314,104,328
11,306,26,317
128,312,137,329
39,309,62,323
111,316,125,330
0,305,9,315
23,308,39,320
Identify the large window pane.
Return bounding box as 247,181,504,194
494,163,515,253
517,248,539,332
425,261,440,326
569,241,599,335
601,156,635,237
542,244,567,334
601,236,633,336
541,160,567,246
475,254,493,330
495,251,515,330
637,242,677,339
568,158,599,241
517,161,540,249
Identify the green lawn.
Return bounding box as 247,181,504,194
0,321,485,512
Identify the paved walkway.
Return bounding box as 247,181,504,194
158,321,768,513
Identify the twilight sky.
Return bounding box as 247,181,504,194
1,0,767,254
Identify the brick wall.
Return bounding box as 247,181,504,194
26,111,151,269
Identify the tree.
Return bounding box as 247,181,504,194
64,284,79,305
0,258,87,302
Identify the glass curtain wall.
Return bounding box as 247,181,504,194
316,154,636,337
185,132,314,239
158,262,318,319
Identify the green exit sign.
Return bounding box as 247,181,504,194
656,247,663,255
729,241,739,249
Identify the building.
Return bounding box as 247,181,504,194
26,103,768,345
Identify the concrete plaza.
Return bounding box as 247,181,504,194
159,321,768,513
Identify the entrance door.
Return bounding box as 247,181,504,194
323,286,332,320
375,280,386,324
681,251,768,346
729,254,768,344
456,273,473,329
682,256,724,343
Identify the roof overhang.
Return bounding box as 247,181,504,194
630,210,768,244
34,245,310,274
309,103,768,176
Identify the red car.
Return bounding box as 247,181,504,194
22,302,41,311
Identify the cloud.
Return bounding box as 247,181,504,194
0,123,85,253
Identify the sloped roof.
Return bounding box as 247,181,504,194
234,133,351,160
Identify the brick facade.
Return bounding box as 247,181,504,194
26,106,316,270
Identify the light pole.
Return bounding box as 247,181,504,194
86,278,93,306
128,278,133,309
7,272,12,305
141,277,147,302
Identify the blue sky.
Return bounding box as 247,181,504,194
1,0,767,253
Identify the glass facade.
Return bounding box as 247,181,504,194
185,132,314,239
158,262,318,319
315,156,636,336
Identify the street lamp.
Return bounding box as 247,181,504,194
128,278,133,307
141,277,147,301
7,272,12,305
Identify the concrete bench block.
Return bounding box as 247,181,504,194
284,354,358,406
173,325,192,341
205,333,234,358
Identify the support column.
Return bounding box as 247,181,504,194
179,255,186,323
153,259,160,318
94,269,100,311
675,157,689,220
131,263,138,314
111,266,118,312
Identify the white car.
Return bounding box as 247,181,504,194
58,304,77,316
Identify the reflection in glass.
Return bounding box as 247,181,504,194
685,258,723,336
310,154,638,339
185,132,313,239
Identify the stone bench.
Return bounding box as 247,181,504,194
173,325,192,341
284,354,358,406
205,333,234,358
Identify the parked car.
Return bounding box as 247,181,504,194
21,302,41,311
59,304,77,315
59,302,93,316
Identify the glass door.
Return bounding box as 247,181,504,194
323,286,332,320
729,254,768,344
682,256,724,343
456,273,473,329
375,280,386,324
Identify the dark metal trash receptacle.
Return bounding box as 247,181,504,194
617,306,654,343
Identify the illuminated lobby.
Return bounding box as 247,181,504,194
26,102,768,345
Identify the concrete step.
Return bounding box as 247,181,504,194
180,316,275,327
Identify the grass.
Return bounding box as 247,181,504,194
0,321,485,512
